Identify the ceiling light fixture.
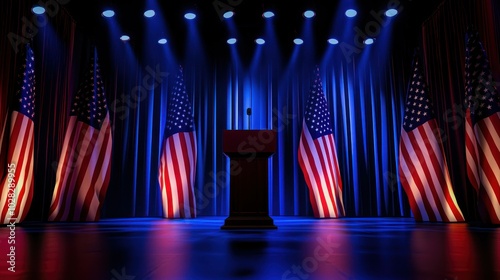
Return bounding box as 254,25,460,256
184,12,196,20
345,9,357,18
328,38,339,45
144,10,155,18
262,11,275,18
303,10,315,18
255,38,265,45
101,10,115,18
32,5,46,15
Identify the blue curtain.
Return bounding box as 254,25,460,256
3,0,498,220
98,37,414,218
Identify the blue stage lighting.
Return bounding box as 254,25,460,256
262,11,275,18
364,38,375,45
303,10,315,18
293,38,303,45
255,38,265,45
102,10,115,18
120,35,130,41
32,5,46,15
385,9,398,17
144,10,155,18
227,38,237,44
345,9,357,17
328,38,339,45
184,12,196,20
223,11,234,19
158,38,167,44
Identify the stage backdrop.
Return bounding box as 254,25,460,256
1,0,498,220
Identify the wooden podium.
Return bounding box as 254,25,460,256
221,130,277,229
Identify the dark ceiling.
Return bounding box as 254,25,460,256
60,0,444,63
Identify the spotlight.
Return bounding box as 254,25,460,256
262,11,275,18
345,9,357,17
303,10,315,18
385,9,398,17
364,38,375,45
32,5,46,15
101,9,115,18
293,38,304,45
223,11,234,19
184,12,196,20
144,10,155,18
328,38,339,45
120,35,130,41
255,38,265,45
158,38,167,44
227,38,237,44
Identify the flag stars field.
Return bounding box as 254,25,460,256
0,43,36,223
159,65,197,219
48,50,112,222
398,51,465,222
298,67,344,218
465,30,500,224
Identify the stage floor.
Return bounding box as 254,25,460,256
1,217,499,280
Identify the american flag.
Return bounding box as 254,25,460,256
158,65,197,218
48,50,112,221
398,53,464,222
0,43,35,224
465,30,500,224
298,67,344,218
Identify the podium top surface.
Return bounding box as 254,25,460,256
223,130,276,154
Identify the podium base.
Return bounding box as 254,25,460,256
221,216,277,230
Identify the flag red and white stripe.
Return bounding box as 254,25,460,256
298,67,344,218
158,66,197,218
465,30,500,224
159,132,197,218
48,51,112,221
398,53,464,222
0,44,35,224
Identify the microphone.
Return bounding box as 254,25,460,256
246,108,252,129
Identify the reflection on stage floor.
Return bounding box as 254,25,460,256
1,217,499,280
